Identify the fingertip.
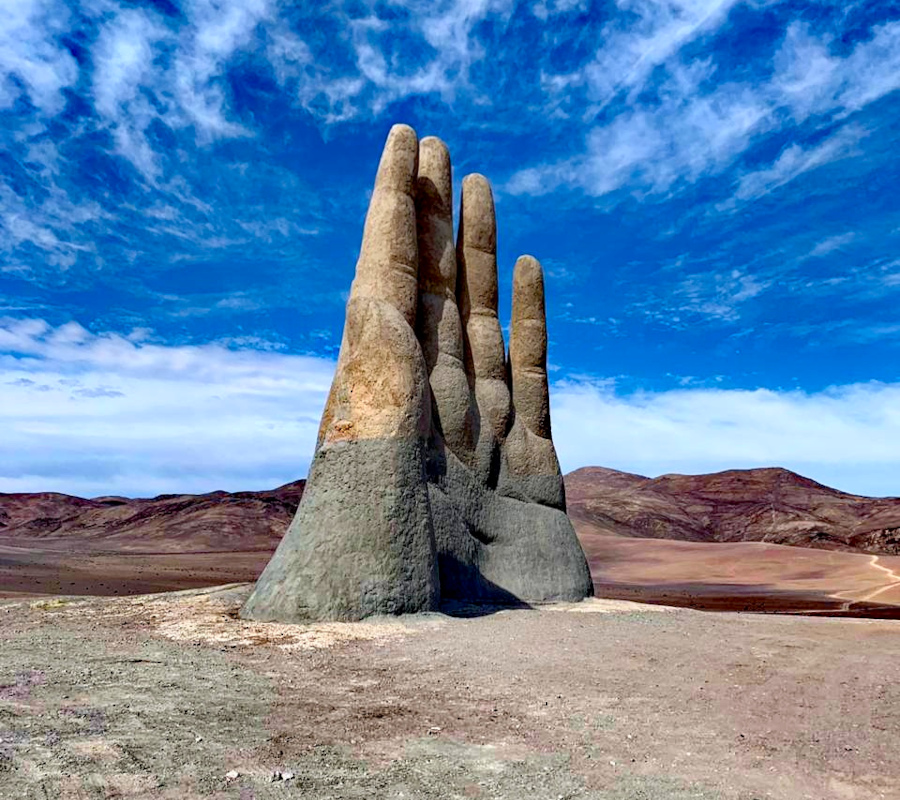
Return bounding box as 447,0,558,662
461,174,496,252
375,124,419,196
462,172,491,195
420,135,450,160
514,254,542,278
512,255,545,320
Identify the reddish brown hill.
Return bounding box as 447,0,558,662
566,466,900,555
6,468,900,608
4,466,900,558
0,481,305,554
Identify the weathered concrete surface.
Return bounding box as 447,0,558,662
242,124,591,622
240,439,439,623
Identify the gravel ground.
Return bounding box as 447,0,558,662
1,585,898,800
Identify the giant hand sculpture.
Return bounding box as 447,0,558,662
241,125,592,622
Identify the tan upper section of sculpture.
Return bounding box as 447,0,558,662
317,124,561,481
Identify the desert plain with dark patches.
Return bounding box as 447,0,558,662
2,467,900,798
2,584,899,799
4,466,900,614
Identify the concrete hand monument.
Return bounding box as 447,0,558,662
242,125,592,622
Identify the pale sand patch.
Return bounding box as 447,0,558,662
84,772,160,794
68,739,122,761
152,596,413,651
46,584,415,651
546,596,678,613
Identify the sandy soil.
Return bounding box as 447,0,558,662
0,543,271,598
1,584,898,800
7,533,900,618
582,536,900,616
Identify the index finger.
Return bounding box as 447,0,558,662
351,124,420,327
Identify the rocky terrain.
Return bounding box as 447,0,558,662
567,466,900,554
3,470,900,797
0,482,303,597
5,465,900,561
0,481,305,554
1,584,898,800
6,466,900,615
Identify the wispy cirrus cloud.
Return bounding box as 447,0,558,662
669,268,771,322
798,232,857,262
547,0,745,112
774,21,900,124
91,0,274,178
0,0,79,115
269,0,516,123
724,123,866,208
509,59,771,197
509,18,900,204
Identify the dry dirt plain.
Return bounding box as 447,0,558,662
2,583,899,800
582,537,900,617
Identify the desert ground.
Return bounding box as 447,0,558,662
582,536,900,616
2,584,899,800
5,531,900,616
6,466,900,615
4,471,900,798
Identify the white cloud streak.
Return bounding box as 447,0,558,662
0,318,334,497
0,0,79,115
510,18,900,204
272,0,514,123
91,0,272,177
775,21,900,123
726,124,865,206
667,268,770,321
510,60,771,197
579,0,742,109
4,319,900,499
552,377,900,498
0,182,109,270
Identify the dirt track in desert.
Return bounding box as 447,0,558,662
7,531,900,618
2,584,898,800
582,536,900,616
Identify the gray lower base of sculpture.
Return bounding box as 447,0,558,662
428,449,593,604
241,437,592,622
240,438,440,623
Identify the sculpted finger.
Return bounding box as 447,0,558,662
500,254,565,510
415,136,471,455
317,124,426,448
457,174,510,472
352,124,420,326
242,123,440,623
416,137,455,300
509,255,551,439
458,174,506,384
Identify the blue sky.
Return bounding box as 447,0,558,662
3,0,900,497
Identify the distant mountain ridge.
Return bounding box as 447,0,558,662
566,466,900,554
3,466,900,556
0,481,305,554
